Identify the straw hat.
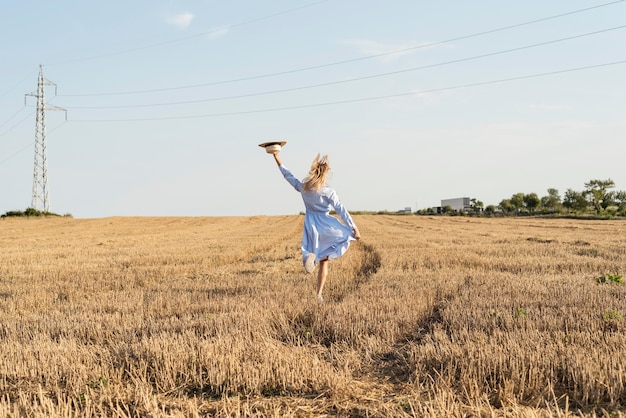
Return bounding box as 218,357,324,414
258,141,287,154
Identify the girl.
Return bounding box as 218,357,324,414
272,150,361,302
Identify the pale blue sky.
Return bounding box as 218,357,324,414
1,1,625,217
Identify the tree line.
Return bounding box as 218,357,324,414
418,179,626,218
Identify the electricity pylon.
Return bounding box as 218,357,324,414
25,65,66,212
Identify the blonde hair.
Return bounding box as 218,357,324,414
303,153,330,192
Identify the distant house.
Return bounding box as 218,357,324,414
397,207,412,214
441,197,471,212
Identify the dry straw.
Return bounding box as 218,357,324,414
0,215,624,416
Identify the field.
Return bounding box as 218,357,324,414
0,215,625,417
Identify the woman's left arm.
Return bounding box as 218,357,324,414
329,190,360,240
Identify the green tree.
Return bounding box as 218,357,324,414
510,193,525,213
523,193,541,213
541,188,562,213
563,189,588,214
584,179,615,213
498,199,515,214
470,198,484,213
615,190,626,216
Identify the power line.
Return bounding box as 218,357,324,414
0,107,30,131
0,67,39,100
0,141,34,165
0,110,36,138
66,59,626,122
58,0,625,97
0,121,66,166
0,68,40,136
59,25,626,110
48,0,331,67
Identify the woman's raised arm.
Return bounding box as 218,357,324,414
272,152,282,166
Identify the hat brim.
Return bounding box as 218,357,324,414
258,141,287,148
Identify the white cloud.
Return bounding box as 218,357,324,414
166,12,194,29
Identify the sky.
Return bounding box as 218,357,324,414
1,0,625,218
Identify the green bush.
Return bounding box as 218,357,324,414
1,208,64,218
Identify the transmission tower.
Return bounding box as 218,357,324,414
25,65,66,212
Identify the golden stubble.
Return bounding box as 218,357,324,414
0,215,624,417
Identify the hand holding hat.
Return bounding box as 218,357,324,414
258,141,286,154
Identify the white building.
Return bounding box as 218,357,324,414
441,197,471,212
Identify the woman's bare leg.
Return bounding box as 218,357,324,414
316,259,329,300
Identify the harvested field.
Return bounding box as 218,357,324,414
0,215,625,417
